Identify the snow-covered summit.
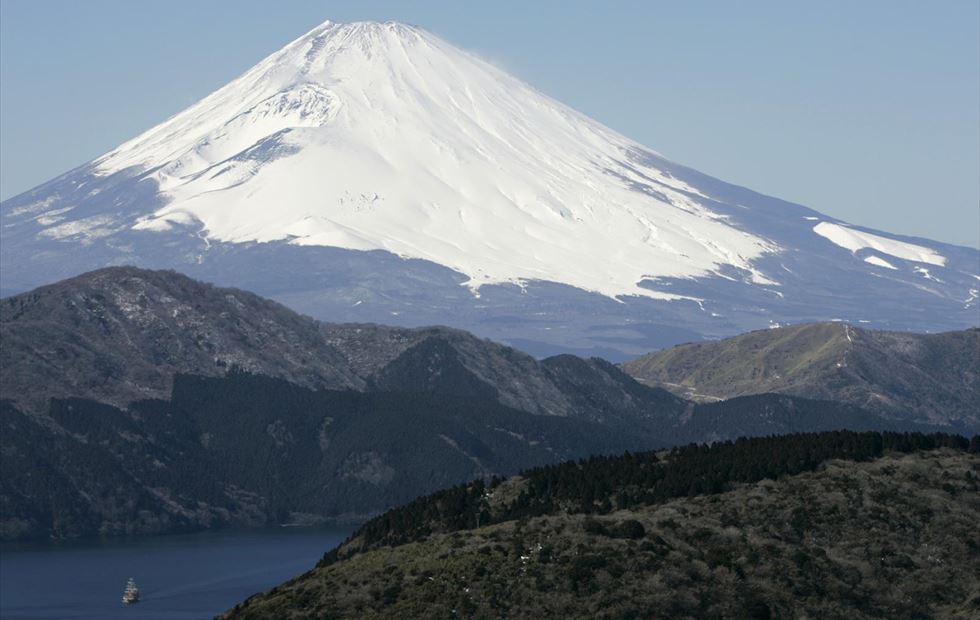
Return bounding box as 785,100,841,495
2,19,977,356
93,19,776,299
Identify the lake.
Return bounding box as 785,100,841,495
0,526,354,619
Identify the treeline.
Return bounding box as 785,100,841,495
329,430,975,564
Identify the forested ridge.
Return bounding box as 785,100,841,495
333,431,976,561
4,363,938,542
0,371,658,541
225,434,980,619
4,268,970,544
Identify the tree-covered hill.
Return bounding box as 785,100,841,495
0,370,941,542
1,269,970,544
0,371,654,541
222,432,980,619
328,431,974,558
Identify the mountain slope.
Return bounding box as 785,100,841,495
9,21,774,300
1,376,931,542
222,433,980,619
0,266,362,413
0,266,682,422
5,267,949,435
2,20,977,357
0,373,655,541
622,322,980,431
0,269,956,541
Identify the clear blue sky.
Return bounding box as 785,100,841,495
1,0,977,247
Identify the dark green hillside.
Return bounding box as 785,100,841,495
0,400,221,540
222,433,980,619
331,431,972,557
0,372,660,541
4,269,973,546
2,365,945,542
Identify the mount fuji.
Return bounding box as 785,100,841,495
2,20,977,357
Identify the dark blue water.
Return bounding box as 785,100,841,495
0,526,353,619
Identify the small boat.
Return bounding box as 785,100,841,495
121,577,140,604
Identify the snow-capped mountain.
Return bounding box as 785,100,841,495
2,20,977,357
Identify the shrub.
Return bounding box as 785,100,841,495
612,520,646,540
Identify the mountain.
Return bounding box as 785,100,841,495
2,266,942,435
1,268,940,541
1,373,898,542
622,322,980,432
1,20,977,358
0,266,362,414
0,266,693,427
1,376,925,541
0,373,652,541
222,432,980,619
